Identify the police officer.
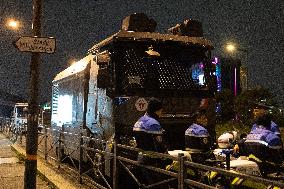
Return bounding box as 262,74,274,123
133,97,167,163
185,110,213,162
133,98,169,188
185,110,211,149
245,112,283,164
234,102,282,154
251,103,280,136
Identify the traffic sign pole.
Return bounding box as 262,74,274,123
24,0,42,188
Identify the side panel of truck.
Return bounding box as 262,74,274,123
86,58,114,140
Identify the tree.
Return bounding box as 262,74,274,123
215,89,235,122
235,87,273,125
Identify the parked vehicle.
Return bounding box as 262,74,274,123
50,13,217,187
11,102,28,127
8,103,28,140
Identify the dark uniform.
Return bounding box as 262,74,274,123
132,98,169,189
251,121,280,136
245,125,282,163
185,124,210,152
242,112,284,176
133,114,166,154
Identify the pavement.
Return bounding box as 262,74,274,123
0,133,96,189
0,133,50,189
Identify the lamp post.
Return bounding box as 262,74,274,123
3,14,39,189
24,0,42,188
225,43,248,92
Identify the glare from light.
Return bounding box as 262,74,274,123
56,95,73,126
226,44,236,52
198,74,205,85
6,18,20,30
71,60,87,73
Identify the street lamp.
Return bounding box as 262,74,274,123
226,44,236,53
5,18,21,31
225,42,248,91
225,43,248,54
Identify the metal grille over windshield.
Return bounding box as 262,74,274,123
117,46,208,94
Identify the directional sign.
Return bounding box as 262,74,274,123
13,36,56,54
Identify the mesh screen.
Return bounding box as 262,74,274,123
118,47,205,91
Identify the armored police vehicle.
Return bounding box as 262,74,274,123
51,13,216,160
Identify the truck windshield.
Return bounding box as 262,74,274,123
114,43,213,97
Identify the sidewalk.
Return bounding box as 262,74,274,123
0,133,49,189
0,133,95,189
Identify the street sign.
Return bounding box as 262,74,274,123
13,36,56,54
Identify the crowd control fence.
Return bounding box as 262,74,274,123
1,122,283,189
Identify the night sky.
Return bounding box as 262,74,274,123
0,0,283,106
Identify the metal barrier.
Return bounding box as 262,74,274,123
1,123,284,189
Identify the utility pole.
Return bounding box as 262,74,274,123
24,0,42,188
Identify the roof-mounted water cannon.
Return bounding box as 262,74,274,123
168,19,203,37
121,13,157,32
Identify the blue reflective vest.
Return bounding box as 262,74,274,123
133,114,163,134
251,121,280,135
245,125,282,149
133,114,166,153
185,124,209,137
